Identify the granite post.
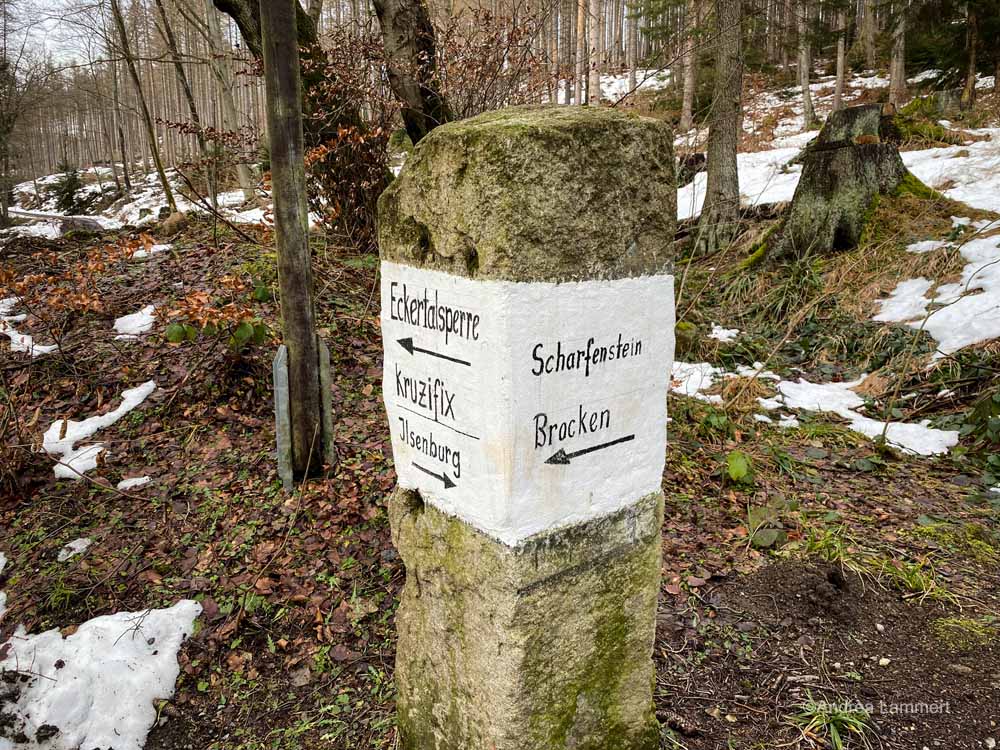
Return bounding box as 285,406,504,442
378,105,677,750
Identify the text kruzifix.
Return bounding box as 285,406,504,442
395,364,456,422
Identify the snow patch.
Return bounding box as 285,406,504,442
775,377,959,455
117,476,152,491
873,278,934,323
113,305,157,339
671,361,724,403
0,297,59,358
906,239,948,254
42,381,157,479
132,243,171,260
709,324,740,342
57,538,92,562
0,600,201,750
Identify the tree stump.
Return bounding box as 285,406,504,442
775,103,908,259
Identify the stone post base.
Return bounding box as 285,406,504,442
389,489,663,750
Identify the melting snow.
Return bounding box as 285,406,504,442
117,476,152,491
132,243,171,260
671,361,724,403
0,297,59,358
873,278,934,323
871,234,1000,357
0,600,201,750
709,324,740,342
114,305,157,339
42,381,157,479
57,538,92,562
678,146,803,220
907,239,948,254
600,69,672,101
774,377,959,455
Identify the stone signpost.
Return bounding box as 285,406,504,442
378,106,677,750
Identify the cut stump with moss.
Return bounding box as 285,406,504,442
775,104,912,260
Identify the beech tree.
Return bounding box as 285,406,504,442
110,0,177,214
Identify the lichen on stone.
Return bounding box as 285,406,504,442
378,105,677,284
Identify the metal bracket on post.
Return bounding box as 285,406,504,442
273,345,294,492
317,336,336,469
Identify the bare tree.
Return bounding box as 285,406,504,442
372,0,450,143
961,5,978,107
797,0,817,128
587,0,602,104
679,0,700,133
833,8,846,110
888,2,907,106
697,0,742,255
110,0,177,214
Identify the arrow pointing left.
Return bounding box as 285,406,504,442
545,434,636,465
413,462,457,489
398,337,471,367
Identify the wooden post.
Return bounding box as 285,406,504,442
260,0,324,476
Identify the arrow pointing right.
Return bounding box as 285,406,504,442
413,462,457,489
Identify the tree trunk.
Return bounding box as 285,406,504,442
797,0,816,128
371,0,450,143
308,0,324,29
696,0,742,255
776,104,909,259
862,0,876,69
833,9,846,111
961,9,977,107
575,0,587,103
587,0,602,104
679,0,699,132
260,0,324,476
202,0,256,201
888,5,907,107
110,0,176,213
155,0,217,209
561,0,575,103
627,8,637,92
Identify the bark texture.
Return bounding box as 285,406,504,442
776,104,909,259
372,0,451,143
696,0,742,255
888,6,907,107
260,0,324,476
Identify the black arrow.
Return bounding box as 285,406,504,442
545,434,636,465
413,462,457,489
398,337,471,367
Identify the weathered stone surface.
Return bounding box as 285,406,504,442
777,104,908,258
272,345,293,492
390,487,663,750
160,211,189,236
58,217,104,236
378,105,676,283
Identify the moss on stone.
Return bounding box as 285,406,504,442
389,488,663,750
892,172,944,201
378,105,677,283
675,321,700,359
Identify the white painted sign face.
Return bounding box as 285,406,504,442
381,261,675,546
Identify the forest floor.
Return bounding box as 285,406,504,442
3,76,1000,750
